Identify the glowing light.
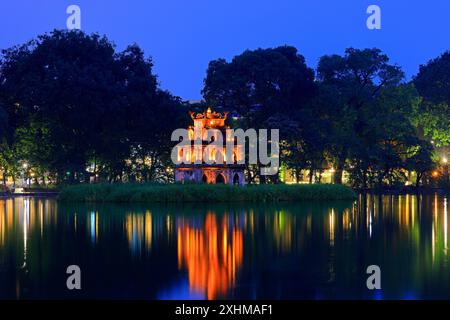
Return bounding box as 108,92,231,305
432,223,435,264
445,197,448,254
329,167,336,174
329,209,335,246
90,211,97,244
22,198,30,269
432,171,439,177
443,157,448,164
145,211,152,250
177,214,243,299
0,203,5,247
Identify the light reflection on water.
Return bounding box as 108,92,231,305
0,194,449,299
176,213,243,300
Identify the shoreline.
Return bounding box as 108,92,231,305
1,185,448,201
356,187,450,195
57,183,357,203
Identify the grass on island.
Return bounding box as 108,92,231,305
58,183,357,203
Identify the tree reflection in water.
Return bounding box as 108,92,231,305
0,195,449,299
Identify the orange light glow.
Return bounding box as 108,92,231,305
177,213,243,299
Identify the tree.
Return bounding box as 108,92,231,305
268,106,329,184
415,51,450,107
0,102,18,185
405,141,434,187
413,51,450,147
203,46,316,183
0,30,184,184
203,46,315,126
0,30,124,182
309,82,357,184
0,104,7,139
316,48,406,185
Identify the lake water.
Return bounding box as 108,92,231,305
0,194,449,300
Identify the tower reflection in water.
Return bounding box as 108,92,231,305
0,194,449,299
176,212,243,299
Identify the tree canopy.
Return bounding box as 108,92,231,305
0,30,185,184
0,31,447,188
202,47,443,187
413,51,450,147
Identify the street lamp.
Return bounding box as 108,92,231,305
22,163,30,189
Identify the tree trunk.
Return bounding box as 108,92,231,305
333,153,346,184
295,167,301,184
334,168,344,184
416,172,422,187
362,169,368,189
93,158,97,183
258,164,266,184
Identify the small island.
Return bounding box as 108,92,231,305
57,183,357,203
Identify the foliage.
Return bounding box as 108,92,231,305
0,31,447,190
413,51,450,147
0,30,185,184
58,183,357,203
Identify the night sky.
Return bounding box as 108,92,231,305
0,0,448,100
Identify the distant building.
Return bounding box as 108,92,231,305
174,107,245,185
187,99,204,105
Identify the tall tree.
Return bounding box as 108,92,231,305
0,104,7,139
413,51,450,147
316,48,405,184
0,30,123,181
203,46,315,127
203,46,316,182
0,30,183,184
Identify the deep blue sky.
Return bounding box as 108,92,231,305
0,0,448,100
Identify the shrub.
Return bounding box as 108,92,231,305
58,183,357,203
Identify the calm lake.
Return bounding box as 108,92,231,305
0,194,449,300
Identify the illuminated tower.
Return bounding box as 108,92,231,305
174,107,245,185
